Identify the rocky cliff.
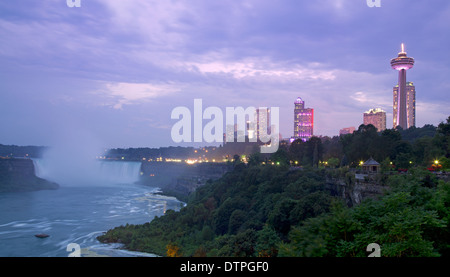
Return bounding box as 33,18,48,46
325,176,388,207
0,158,59,193
138,162,232,201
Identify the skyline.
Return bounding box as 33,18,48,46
1,1,449,149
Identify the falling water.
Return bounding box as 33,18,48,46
32,159,142,186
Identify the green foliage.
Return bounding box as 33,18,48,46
338,123,448,168
97,118,450,257
280,172,450,257
97,164,334,256
327,157,340,168
256,225,281,257
288,137,323,167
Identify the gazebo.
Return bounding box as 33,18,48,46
362,157,380,173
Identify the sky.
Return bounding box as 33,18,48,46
0,0,449,149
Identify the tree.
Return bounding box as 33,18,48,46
248,152,262,167
340,154,349,167
377,129,402,161
233,154,241,165
289,139,305,164
304,137,323,167
392,140,413,163
313,141,319,167
327,157,340,168
270,148,290,166
256,225,281,257
437,116,450,157
341,124,379,166
437,116,450,136
232,229,257,257
267,198,297,236
166,243,182,257
228,209,246,234
321,136,343,161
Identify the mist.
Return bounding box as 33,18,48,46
33,130,141,186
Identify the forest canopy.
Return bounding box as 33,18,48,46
97,117,450,257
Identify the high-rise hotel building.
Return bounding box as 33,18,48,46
393,82,415,129
363,108,386,132
247,108,271,142
293,97,314,142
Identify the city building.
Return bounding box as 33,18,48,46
255,108,271,141
339,127,356,136
393,82,415,129
363,108,386,132
292,97,314,142
225,109,272,143
391,43,415,129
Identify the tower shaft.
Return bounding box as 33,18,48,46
397,69,408,129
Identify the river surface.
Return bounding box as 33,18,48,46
0,173,182,257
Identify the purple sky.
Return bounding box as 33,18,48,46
1,0,449,149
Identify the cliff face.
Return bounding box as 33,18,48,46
0,158,35,176
138,162,232,200
0,158,59,193
325,177,387,207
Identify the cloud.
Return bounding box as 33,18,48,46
94,82,181,110
184,58,336,81
0,0,449,147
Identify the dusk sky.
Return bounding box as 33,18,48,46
1,0,449,150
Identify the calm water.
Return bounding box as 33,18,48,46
0,184,182,257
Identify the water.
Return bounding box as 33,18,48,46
32,159,142,186
0,161,182,257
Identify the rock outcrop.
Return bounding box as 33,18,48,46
325,176,388,207
0,158,59,193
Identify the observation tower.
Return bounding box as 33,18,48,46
391,43,414,129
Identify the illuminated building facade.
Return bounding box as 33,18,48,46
256,108,270,141
293,97,314,141
363,108,386,132
393,82,415,129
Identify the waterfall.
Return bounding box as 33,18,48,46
97,161,142,184
32,159,142,186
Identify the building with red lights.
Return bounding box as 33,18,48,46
293,97,314,142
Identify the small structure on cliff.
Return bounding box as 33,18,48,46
362,157,380,173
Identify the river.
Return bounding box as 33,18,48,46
0,160,182,257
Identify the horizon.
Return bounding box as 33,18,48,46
1,0,449,149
